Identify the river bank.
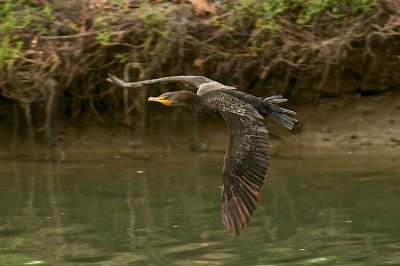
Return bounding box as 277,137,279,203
1,0,400,160
279,91,400,155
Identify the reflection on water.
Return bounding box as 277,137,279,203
0,152,399,265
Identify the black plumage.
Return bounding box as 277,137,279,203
107,74,297,235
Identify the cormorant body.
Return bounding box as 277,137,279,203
107,74,297,235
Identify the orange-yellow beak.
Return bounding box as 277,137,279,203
148,96,171,105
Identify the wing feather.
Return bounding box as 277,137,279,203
107,73,212,88
215,95,270,236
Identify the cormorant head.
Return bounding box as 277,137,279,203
148,91,198,106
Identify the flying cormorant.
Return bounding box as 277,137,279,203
107,74,297,236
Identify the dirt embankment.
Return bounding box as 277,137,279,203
280,91,400,155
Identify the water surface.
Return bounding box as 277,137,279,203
0,152,399,265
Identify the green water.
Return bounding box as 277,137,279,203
0,152,399,265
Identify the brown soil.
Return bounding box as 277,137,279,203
1,92,399,161
274,91,400,156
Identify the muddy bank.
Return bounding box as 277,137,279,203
279,91,400,155
1,91,399,161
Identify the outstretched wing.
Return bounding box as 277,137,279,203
107,73,213,88
212,93,270,236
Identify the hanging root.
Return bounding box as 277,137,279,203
263,95,298,130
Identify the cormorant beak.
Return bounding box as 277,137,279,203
148,96,171,105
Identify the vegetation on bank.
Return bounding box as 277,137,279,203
0,0,399,158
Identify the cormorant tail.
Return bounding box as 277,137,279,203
107,73,213,88
263,95,297,130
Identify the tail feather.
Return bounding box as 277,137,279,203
263,95,298,130
264,95,288,104
274,106,296,115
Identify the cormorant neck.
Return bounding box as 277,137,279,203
182,91,203,112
